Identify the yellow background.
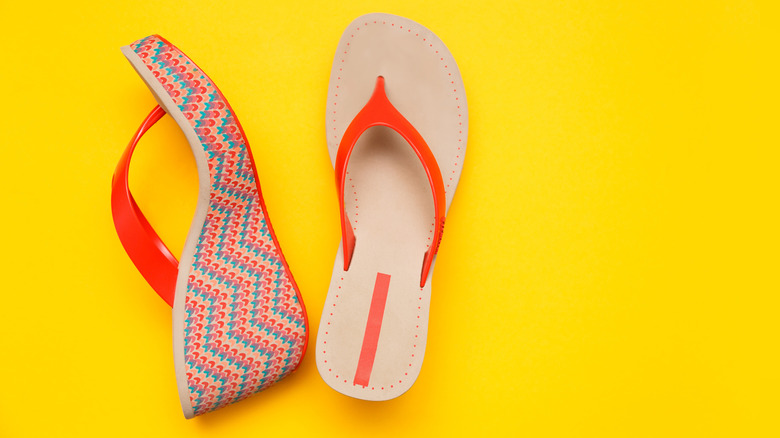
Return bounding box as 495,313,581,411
0,0,776,436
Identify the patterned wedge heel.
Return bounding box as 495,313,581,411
111,35,308,418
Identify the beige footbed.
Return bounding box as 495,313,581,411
121,46,211,419
315,13,467,400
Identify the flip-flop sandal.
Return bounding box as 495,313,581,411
111,35,308,417
315,13,467,400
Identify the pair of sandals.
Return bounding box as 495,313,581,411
112,13,467,418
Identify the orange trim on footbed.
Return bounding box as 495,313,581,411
354,272,392,387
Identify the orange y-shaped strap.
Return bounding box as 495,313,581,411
335,76,446,287
111,105,177,306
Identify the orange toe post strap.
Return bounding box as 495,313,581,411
335,76,446,287
111,105,178,307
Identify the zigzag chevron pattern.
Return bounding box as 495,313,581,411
130,35,307,416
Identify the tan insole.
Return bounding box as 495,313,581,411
316,13,467,400
122,45,210,417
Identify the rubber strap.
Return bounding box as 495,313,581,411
335,76,446,287
111,105,178,307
